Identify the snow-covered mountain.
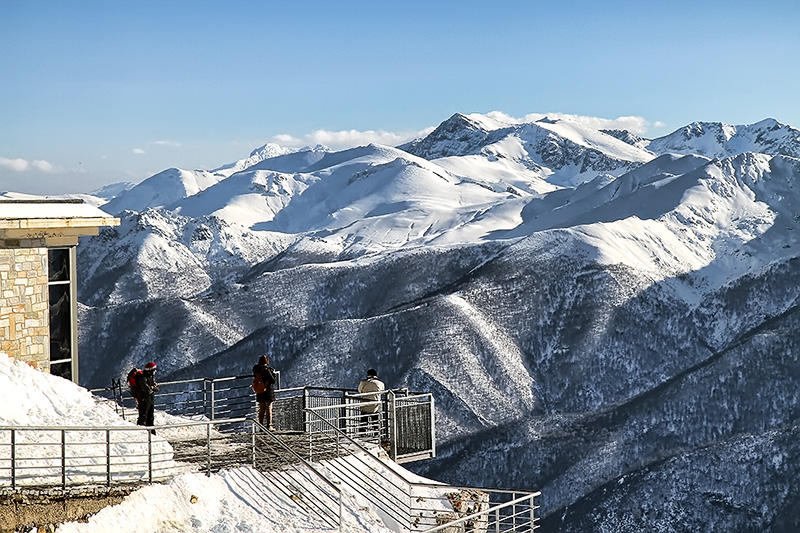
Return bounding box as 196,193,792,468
74,112,800,531
401,112,654,188
103,167,226,213
647,118,800,159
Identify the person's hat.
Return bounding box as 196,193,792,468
367,368,377,377
144,362,157,371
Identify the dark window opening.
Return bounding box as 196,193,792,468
50,361,73,380
49,284,71,363
48,248,74,382
48,248,70,283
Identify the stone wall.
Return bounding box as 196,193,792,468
0,247,50,371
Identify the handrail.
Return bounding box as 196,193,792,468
304,407,415,529
303,408,538,532
421,492,540,533
250,419,340,495
0,418,246,432
250,419,342,530
0,418,250,491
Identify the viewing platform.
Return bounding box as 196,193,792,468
1,374,540,532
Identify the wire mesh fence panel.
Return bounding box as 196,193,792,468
272,394,304,431
395,397,433,458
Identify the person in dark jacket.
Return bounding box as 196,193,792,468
132,362,159,433
252,355,277,429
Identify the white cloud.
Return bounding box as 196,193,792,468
266,111,659,153
0,157,59,173
484,110,656,135
653,121,666,128
270,127,435,150
152,140,182,147
132,148,146,155
32,160,54,172
0,157,29,172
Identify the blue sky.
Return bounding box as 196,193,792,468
2,0,799,194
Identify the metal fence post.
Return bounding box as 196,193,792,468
106,429,111,486
206,422,212,476
251,421,256,467
10,429,15,490
302,388,308,434
202,379,208,418
210,381,216,420
147,430,153,484
388,390,397,461
530,495,535,531
495,506,500,533
429,394,436,458
513,494,517,533
61,429,67,490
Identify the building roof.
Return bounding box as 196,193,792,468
0,199,119,245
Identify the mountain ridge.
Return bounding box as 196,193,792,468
71,111,800,531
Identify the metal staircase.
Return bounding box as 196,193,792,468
79,376,542,531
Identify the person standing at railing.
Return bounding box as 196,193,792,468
252,355,277,429
130,362,159,434
357,369,385,437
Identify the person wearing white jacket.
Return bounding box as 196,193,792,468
357,369,385,436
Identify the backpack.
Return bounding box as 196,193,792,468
252,372,267,394
127,368,143,398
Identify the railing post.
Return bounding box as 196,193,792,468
302,388,308,433
513,494,517,533
388,390,397,461
529,495,535,531
147,430,153,484
495,506,500,533
210,381,216,420
61,429,66,490
251,421,256,467
106,429,111,486
429,394,436,458
202,379,208,418
308,427,313,462
10,429,15,490
206,422,212,476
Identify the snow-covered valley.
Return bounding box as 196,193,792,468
69,112,800,531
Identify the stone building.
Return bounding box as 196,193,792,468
0,199,118,383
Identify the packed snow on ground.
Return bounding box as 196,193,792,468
53,465,397,533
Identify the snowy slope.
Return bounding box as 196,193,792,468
103,168,225,214
0,352,132,427
57,466,396,533
166,143,524,256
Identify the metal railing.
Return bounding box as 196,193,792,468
301,388,436,463
92,378,436,463
251,420,342,530
0,418,246,491
303,408,540,532
0,417,344,531
91,373,281,422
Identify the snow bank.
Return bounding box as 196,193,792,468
56,466,395,533
0,353,176,486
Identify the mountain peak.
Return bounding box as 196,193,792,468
248,142,293,159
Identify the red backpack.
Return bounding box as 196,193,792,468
127,368,143,397
252,372,267,394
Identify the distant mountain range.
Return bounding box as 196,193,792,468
75,113,800,531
